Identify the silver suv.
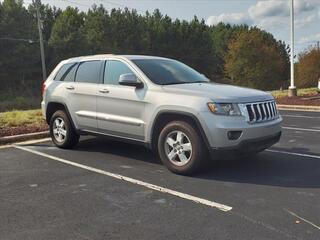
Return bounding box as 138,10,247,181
42,55,282,174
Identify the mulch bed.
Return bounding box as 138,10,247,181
276,94,320,106
0,123,49,138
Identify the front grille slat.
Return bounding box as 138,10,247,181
273,102,278,115
253,104,260,121
251,105,256,122
271,102,276,117
264,103,270,119
244,100,278,124
260,103,266,120
268,102,273,118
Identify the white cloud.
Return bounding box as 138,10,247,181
299,32,320,44
206,0,320,28
295,13,317,28
248,0,288,19
295,0,319,13
206,12,252,26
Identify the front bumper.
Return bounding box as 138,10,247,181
198,111,282,149
210,131,281,157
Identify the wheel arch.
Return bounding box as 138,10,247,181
149,110,210,151
46,102,77,131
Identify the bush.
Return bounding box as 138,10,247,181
296,47,320,88
224,28,289,90
0,91,41,112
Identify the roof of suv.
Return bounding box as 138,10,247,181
65,54,168,63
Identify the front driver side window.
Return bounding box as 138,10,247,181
104,60,135,85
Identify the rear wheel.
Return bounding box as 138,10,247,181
50,110,79,149
158,121,207,175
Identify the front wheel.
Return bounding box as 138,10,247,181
158,121,207,175
50,110,79,149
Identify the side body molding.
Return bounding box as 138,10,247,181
76,110,145,127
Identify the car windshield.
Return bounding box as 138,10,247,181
132,58,209,85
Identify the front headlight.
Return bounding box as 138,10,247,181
207,102,241,116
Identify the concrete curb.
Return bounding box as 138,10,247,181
277,104,320,112
0,131,50,145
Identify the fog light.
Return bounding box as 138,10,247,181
227,131,242,140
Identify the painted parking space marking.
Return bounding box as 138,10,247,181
281,114,320,119
0,138,51,150
282,126,320,132
284,209,320,230
13,144,232,212
267,149,320,159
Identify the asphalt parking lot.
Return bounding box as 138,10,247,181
1,110,319,240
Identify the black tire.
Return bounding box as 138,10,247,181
158,121,207,175
50,110,79,149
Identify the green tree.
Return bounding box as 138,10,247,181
81,5,110,54
209,23,249,80
0,0,38,90
296,47,320,88
224,28,289,90
48,6,86,61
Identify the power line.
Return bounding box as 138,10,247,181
60,0,92,7
0,37,35,43
96,0,145,13
58,0,145,12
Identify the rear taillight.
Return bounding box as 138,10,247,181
41,82,46,97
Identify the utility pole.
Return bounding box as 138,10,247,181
34,0,47,81
288,0,297,97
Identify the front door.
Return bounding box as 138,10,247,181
97,60,146,141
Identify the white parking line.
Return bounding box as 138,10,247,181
284,209,320,230
13,144,232,212
267,149,320,159
0,138,51,150
16,138,51,145
281,114,320,119
282,126,320,132
0,144,12,149
278,108,320,113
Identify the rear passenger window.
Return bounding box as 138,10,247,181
75,61,102,83
61,63,77,82
54,63,73,81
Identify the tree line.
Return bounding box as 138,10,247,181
1,0,308,98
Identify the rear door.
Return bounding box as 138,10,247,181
96,59,146,141
65,60,102,131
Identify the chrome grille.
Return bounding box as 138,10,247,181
243,100,278,123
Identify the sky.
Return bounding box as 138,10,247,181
25,0,320,54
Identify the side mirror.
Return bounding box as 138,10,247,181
119,73,143,88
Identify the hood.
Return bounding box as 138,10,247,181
162,82,273,103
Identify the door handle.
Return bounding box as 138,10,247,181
99,88,110,93
66,85,75,90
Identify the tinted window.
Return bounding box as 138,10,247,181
132,59,209,85
75,61,101,83
54,63,73,81
61,63,77,82
104,60,134,85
